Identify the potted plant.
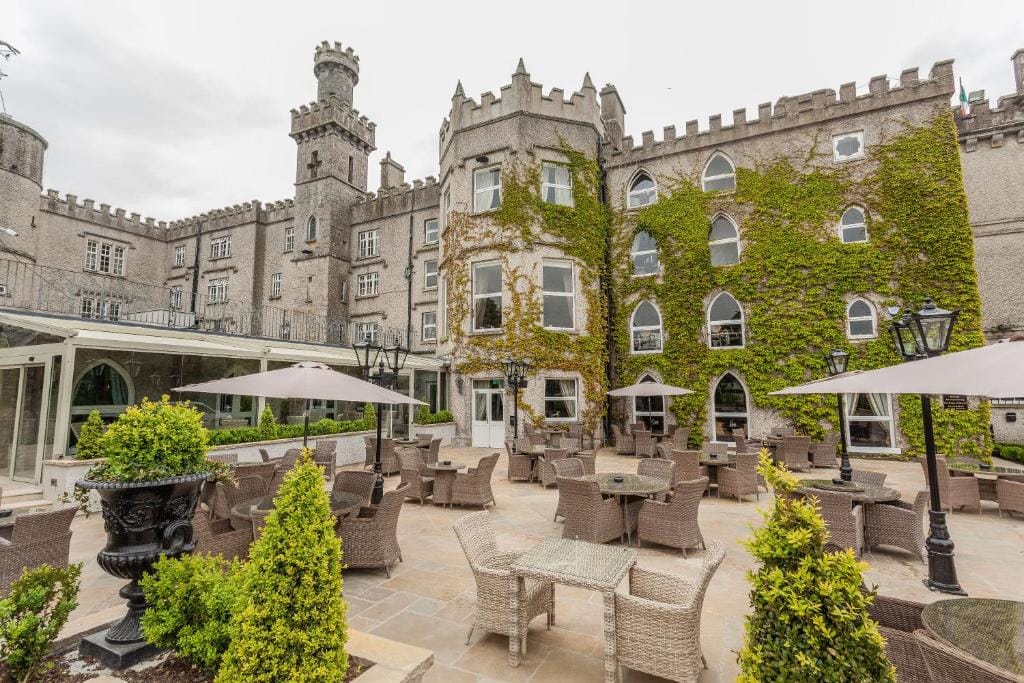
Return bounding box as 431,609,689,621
76,395,219,647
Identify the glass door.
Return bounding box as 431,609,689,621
0,368,20,476
14,366,44,481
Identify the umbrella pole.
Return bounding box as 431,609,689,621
920,394,966,595
303,399,310,449
371,401,384,505
837,394,853,482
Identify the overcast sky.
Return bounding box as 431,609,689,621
3,1,1021,220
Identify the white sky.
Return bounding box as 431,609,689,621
3,0,1022,220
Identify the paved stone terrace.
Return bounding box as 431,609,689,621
63,448,1024,682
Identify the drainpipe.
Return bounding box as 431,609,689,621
405,192,415,349
599,146,616,447
189,220,203,320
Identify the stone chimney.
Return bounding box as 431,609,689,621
1013,48,1024,94
379,152,405,191
600,84,626,150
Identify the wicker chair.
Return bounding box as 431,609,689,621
315,439,337,457
703,441,728,458
335,484,406,577
567,423,583,454
452,511,555,648
425,438,441,465
668,450,709,487
731,429,759,456
637,478,708,555
922,456,981,513
997,478,1024,517
505,440,534,482
770,427,796,438
208,452,239,465
537,448,568,488
865,490,928,562
193,511,252,560
634,430,657,458
612,425,635,455
0,507,77,596
638,458,675,501
671,428,691,450
415,433,433,447
234,462,276,483
513,436,531,454
866,594,930,683
258,447,273,463
809,489,864,555
558,477,624,544
655,443,673,460
547,430,563,449
915,629,1019,682
450,453,499,508
333,470,376,505
213,475,269,520
398,450,434,505
810,433,840,468
777,435,811,472
528,433,547,448
717,452,760,502
614,542,726,682
851,469,888,487
574,451,596,475
552,458,585,521
363,436,376,469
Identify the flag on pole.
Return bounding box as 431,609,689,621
959,78,971,117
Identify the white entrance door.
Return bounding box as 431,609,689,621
471,379,505,448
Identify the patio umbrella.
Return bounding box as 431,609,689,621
608,381,692,435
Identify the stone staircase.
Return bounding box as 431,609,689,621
1,480,53,517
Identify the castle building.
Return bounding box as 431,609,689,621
0,40,1018,483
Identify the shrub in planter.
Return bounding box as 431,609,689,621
0,563,81,683
415,408,453,425
217,452,347,682
74,410,106,460
257,406,278,441
738,452,894,682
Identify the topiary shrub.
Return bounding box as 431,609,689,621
362,403,376,429
257,406,278,441
0,563,81,683
217,451,347,682
74,410,106,460
738,451,894,682
140,554,246,676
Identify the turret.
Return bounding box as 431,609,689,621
0,114,46,260
1013,48,1024,94
314,40,359,105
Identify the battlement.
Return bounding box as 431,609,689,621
351,176,440,223
439,59,601,148
166,198,296,236
313,40,359,105
314,40,359,69
290,96,376,151
603,59,955,165
41,190,170,239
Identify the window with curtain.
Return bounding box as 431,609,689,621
473,167,502,212
627,172,657,208
631,301,663,353
702,152,736,191
472,262,502,331
708,292,744,348
541,163,573,206
542,261,574,329
845,393,894,449
544,378,577,420
709,214,740,266
631,231,659,276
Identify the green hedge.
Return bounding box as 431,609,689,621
995,443,1024,464
415,409,453,425
206,418,371,447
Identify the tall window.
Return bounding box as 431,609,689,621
306,215,318,242
270,272,282,298
541,163,573,206
85,240,126,275
627,172,656,208
208,278,228,303
421,311,437,342
99,243,111,273
424,259,438,290
542,261,575,329
174,245,186,267
708,292,744,348
472,262,502,331
355,321,380,345
284,226,295,252
543,378,577,420
847,299,876,339
713,373,748,442
442,188,451,229
210,236,231,259
439,275,448,340
85,241,97,271
358,229,379,258
845,393,894,450
634,374,664,432
839,207,868,244
473,167,502,212
356,272,379,297
169,286,182,311
81,296,121,320
424,218,439,244
112,245,125,275
701,151,736,191
631,231,659,276
339,281,348,302
631,301,663,354
709,214,740,266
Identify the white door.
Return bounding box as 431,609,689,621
471,379,505,448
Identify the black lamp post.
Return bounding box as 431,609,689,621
352,338,388,504
823,349,853,482
500,357,530,438
889,298,965,595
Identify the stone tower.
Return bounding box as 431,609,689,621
0,115,45,261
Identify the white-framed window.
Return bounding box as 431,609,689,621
270,272,282,298
833,131,865,162
85,241,98,271
709,214,740,266
208,278,228,303
424,259,438,290
284,226,295,252
541,163,573,206
543,378,578,421
439,275,448,340
839,206,868,244
631,231,659,276
542,261,575,330
339,281,348,303
210,236,231,259
99,243,111,273
473,167,502,212
355,321,380,345
85,240,126,275
713,372,749,442
169,286,182,311
174,245,186,267
844,393,895,452
80,296,121,321
847,299,877,339
631,301,663,354
112,245,125,276
472,261,502,331
708,292,744,349
627,172,656,209
442,189,451,229
356,272,379,297
702,151,736,191
633,374,665,432
306,215,318,241
424,218,439,244
421,311,437,342
358,229,379,258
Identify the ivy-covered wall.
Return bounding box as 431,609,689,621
613,113,990,457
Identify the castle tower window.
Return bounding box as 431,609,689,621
839,207,868,243
702,152,736,191
709,214,740,266
847,299,877,339
832,131,865,162
627,172,656,208
174,245,186,267
442,189,451,229
421,311,437,342
208,278,229,304
284,226,295,252
358,229,379,258
348,156,354,183
631,231,659,276
356,272,379,297
472,262,502,331
270,273,282,298
473,167,502,213
210,236,231,260
542,163,573,207
707,292,744,349
713,372,749,442
424,259,438,290
424,218,439,245
542,261,575,330
306,216,318,242
631,301,663,354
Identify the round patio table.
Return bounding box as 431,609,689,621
425,462,467,507
922,598,1024,676
229,491,362,531
799,479,901,504
948,461,1024,502
699,453,736,487
580,473,669,544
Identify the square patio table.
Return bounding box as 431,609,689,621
509,538,637,682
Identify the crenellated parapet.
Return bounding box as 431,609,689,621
351,177,440,223
603,60,955,166
40,190,170,238
955,89,1024,150
166,198,295,238
290,96,376,152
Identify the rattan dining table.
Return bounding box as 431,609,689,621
229,491,362,531
797,479,902,504
922,598,1024,677
424,461,466,506
700,453,736,487
949,462,1024,502
580,473,669,544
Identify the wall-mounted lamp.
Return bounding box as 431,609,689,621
475,155,489,163
455,375,464,394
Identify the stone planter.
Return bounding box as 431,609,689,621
43,457,106,513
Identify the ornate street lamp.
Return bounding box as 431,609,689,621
500,357,530,438
823,349,853,482
352,337,389,504
888,298,965,595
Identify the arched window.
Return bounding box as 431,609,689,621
306,215,318,242
707,292,744,348
839,206,867,243
709,214,740,266
634,373,665,432
631,231,659,276
713,372,749,442
702,152,736,191
847,299,877,339
631,301,663,354
72,361,134,413
627,172,657,209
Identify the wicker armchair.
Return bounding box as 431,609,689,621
810,433,840,468
558,477,624,544
637,478,708,555
655,443,673,460
770,427,796,438
612,425,634,455
638,458,674,501
810,489,864,555
717,452,760,502
566,423,583,454
997,478,1024,517
208,452,239,465
528,433,547,448
335,484,406,577
415,433,433,447
922,456,981,513
547,431,563,449
213,475,269,520
332,470,376,505
398,450,434,505
614,542,726,682
731,430,760,456
450,453,498,508
574,451,596,475
315,439,337,457
915,629,1018,682
704,441,728,458
776,435,811,472
363,436,376,469
452,512,554,648
671,428,690,450
193,511,252,560
863,491,927,563
0,507,77,596
258,447,273,463
514,436,530,454
505,440,534,482
852,469,888,487
866,594,930,683
634,430,657,458
425,438,441,465
552,458,585,522
537,448,568,488
234,462,276,483
668,450,709,486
